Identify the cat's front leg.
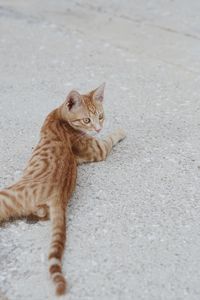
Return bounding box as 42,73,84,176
106,128,126,147
100,128,126,159
75,128,126,165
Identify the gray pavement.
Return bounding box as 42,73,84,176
0,1,200,299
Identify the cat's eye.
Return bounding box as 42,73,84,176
99,114,103,120
83,118,91,124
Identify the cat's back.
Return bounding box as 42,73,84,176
22,114,76,184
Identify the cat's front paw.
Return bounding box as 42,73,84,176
112,128,126,144
116,128,126,141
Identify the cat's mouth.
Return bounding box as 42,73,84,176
76,127,101,137
89,131,99,137
78,130,99,138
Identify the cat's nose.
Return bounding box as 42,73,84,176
95,128,101,133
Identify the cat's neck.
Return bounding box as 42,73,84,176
41,107,83,138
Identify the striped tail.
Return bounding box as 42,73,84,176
48,204,67,295
0,187,29,223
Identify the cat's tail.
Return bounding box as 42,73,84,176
0,187,30,223
48,204,67,295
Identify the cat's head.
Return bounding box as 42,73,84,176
63,83,105,133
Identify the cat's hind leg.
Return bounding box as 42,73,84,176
34,205,49,219
26,205,49,222
0,187,32,223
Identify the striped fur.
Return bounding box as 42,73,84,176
0,84,126,295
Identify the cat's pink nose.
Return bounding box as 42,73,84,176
95,128,101,133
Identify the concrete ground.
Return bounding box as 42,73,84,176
0,0,200,299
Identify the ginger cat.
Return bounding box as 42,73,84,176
0,83,126,295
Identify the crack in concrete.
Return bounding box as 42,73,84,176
148,22,200,41
71,2,200,42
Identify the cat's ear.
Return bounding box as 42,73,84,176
93,83,105,102
66,90,82,111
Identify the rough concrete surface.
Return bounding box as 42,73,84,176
0,1,200,299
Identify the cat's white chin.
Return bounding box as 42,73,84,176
77,129,99,137
89,131,99,137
